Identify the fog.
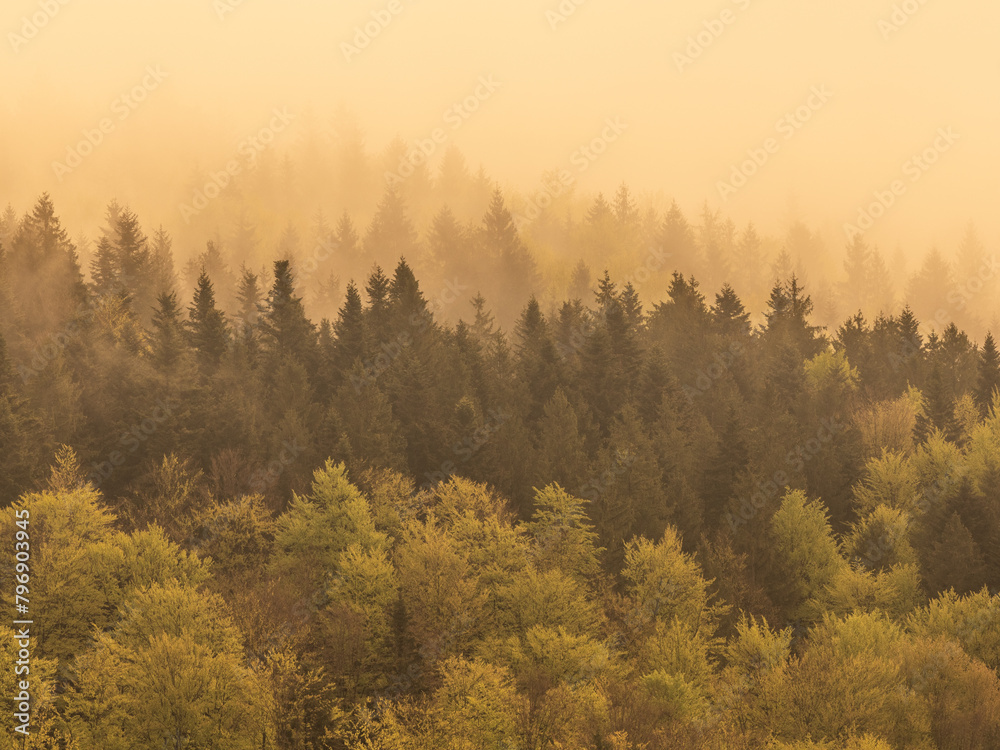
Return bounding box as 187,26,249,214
3,0,998,303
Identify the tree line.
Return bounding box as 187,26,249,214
2,192,1000,747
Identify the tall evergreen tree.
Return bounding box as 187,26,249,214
187,272,229,374
333,281,365,377
260,260,317,367
976,332,1000,415
9,194,87,338
711,284,751,338
150,226,177,295
915,363,957,443
481,188,538,312
151,291,186,371
364,264,392,346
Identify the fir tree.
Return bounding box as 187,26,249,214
333,281,364,376
261,260,317,367
187,271,229,373
151,291,186,371
976,332,1000,415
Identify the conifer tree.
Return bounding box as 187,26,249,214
151,291,186,371
333,281,364,375
711,284,752,338
187,271,229,373
261,259,316,367
569,260,591,302
364,264,392,346
976,332,1000,415
914,363,957,444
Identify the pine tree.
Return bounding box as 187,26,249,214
150,226,177,294
924,513,988,595
261,259,317,367
619,281,644,333
234,265,262,364
470,293,495,346
364,186,419,264
333,281,364,377
534,388,588,493
732,222,766,303
907,248,954,328
977,333,1000,416
388,258,429,332
0,332,46,504
9,194,88,337
701,406,749,527
335,211,360,262
914,363,957,443
364,264,392,345
647,272,712,374
482,188,538,307
658,201,699,277
595,270,617,312
762,275,825,358
187,271,229,373
613,182,638,228
514,297,562,423
427,206,467,279
151,291,186,371
711,284,751,338
569,260,591,302
842,233,871,315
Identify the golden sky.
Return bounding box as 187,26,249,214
3,0,998,253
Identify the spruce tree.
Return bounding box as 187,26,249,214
914,363,957,443
711,284,751,338
333,281,364,376
187,271,229,373
482,188,538,305
613,182,638,228
151,291,186,371
569,260,591,302
261,260,316,366
364,264,392,346
976,332,1000,415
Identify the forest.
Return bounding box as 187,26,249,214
3,186,1000,750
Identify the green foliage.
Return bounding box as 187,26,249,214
6,198,1000,747
768,490,847,620
623,527,716,633
525,483,603,583
270,459,387,590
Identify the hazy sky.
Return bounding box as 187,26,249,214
3,0,998,252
